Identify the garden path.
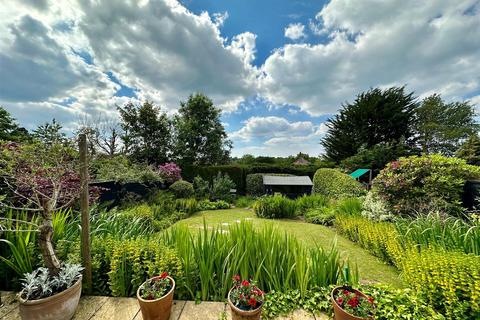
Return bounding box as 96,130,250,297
0,292,329,320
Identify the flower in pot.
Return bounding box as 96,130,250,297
331,286,375,320
228,275,264,320
18,264,84,320
137,272,175,320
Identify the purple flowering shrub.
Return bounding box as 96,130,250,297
157,162,182,184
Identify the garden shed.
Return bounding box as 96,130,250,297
263,175,313,198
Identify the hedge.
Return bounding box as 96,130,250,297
313,168,366,198
182,164,326,194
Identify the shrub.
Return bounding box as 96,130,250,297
361,191,393,221
335,197,363,216
295,194,330,215
175,198,199,215
197,199,230,211
401,248,480,319
373,154,480,216
211,173,235,201
304,207,336,225
234,196,255,208
253,195,297,219
157,162,182,184
93,155,162,183
313,169,366,199
246,173,264,196
193,175,210,199
169,180,194,199
148,191,176,217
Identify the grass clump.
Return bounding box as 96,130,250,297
253,195,297,219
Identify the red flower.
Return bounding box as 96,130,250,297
347,296,360,308
232,275,240,282
368,297,374,304
337,297,344,305
248,297,257,307
242,280,250,287
342,290,351,296
160,272,168,279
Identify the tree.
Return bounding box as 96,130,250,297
32,119,67,145
0,106,30,142
118,101,171,164
77,116,121,157
321,87,418,163
456,134,480,165
173,93,231,165
415,94,478,156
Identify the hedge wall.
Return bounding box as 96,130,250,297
182,164,327,194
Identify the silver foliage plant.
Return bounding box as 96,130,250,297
21,264,83,300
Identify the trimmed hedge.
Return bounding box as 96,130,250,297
169,180,194,198
182,164,327,194
313,168,366,198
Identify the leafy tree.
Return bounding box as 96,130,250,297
173,93,231,165
321,87,418,163
0,106,30,142
456,134,480,165
118,101,171,165
415,94,478,155
32,119,67,145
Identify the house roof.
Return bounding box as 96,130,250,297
263,175,313,186
350,168,370,179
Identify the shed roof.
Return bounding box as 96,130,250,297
263,175,313,186
350,168,370,179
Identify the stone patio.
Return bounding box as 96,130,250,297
0,292,329,320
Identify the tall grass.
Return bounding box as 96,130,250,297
253,195,297,219
295,194,330,215
162,220,357,300
395,212,480,255
335,197,363,216
90,210,155,240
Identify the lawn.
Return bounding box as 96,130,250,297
175,208,404,288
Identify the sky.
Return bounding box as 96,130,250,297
0,0,479,157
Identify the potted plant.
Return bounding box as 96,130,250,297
331,286,375,320
228,275,264,320
137,272,175,320
17,264,83,320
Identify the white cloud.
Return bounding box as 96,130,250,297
284,23,306,40
261,0,480,115
212,11,229,27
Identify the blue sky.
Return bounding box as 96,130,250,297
0,0,479,157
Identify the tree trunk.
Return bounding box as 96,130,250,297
38,213,61,276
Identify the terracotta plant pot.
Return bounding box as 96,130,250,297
137,276,175,320
18,275,82,320
331,286,374,320
227,287,263,320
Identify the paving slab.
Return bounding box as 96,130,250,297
90,297,140,320
73,296,108,319
178,301,225,320
0,291,18,319
276,309,315,320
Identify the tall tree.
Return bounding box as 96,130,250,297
174,93,231,165
77,116,121,157
456,133,480,165
118,101,171,164
32,119,67,145
321,87,418,163
0,106,30,142
415,94,478,155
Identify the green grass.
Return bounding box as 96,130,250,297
174,208,404,288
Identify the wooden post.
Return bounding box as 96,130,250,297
79,134,92,293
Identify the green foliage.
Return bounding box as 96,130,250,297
108,238,183,297
456,133,480,165
246,173,264,196
253,195,297,219
0,106,30,142
197,199,230,211
322,86,417,163
361,191,393,221
193,175,210,199
174,198,199,215
92,207,156,239
162,221,355,300
118,101,171,165
313,168,366,198
174,93,231,166
234,196,255,208
373,154,480,216
147,191,177,216
415,94,478,156
93,155,163,183
211,173,235,201
304,207,336,226
335,197,363,216
32,118,67,146
295,194,330,215
395,212,480,255
169,180,194,199
401,249,480,319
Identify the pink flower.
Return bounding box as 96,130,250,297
232,275,240,282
